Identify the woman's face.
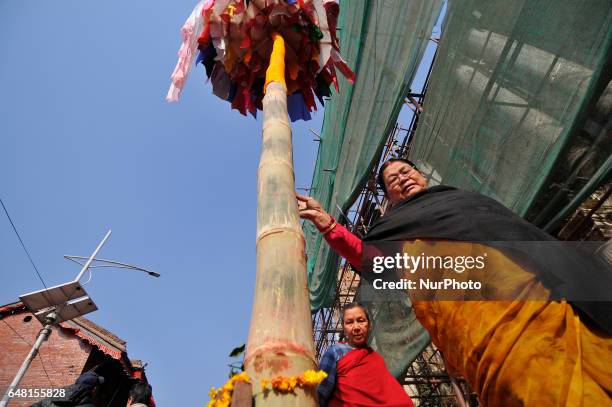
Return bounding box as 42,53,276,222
343,306,370,347
383,161,428,204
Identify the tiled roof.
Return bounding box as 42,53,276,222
1,301,130,368
70,317,127,350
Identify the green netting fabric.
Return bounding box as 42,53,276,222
409,0,612,216
356,279,431,378
304,0,443,311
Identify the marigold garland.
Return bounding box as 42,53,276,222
261,369,328,394
206,372,250,407
206,370,327,406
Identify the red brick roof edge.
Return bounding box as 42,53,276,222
0,301,134,375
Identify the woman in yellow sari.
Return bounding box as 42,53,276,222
298,158,612,406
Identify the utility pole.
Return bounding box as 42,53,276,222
0,230,159,406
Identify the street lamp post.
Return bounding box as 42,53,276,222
0,230,159,407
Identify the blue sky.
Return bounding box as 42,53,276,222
1,1,441,405
1,1,320,405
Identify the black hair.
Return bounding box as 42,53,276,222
341,302,370,324
129,382,152,405
377,158,420,195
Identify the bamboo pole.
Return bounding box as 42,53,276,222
244,34,318,406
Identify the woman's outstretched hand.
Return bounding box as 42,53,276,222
296,193,334,232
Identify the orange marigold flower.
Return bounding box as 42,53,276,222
232,372,251,383
221,381,234,393
270,376,291,392
301,369,328,386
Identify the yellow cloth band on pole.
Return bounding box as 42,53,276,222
265,32,287,93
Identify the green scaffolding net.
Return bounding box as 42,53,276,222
305,0,611,377
355,278,432,378
304,0,443,311
409,0,612,218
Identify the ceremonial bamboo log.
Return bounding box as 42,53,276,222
244,34,317,406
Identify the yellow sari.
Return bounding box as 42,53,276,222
401,241,612,406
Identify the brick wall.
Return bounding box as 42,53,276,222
0,311,92,406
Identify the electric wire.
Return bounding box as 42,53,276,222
0,197,56,386
0,197,49,290
1,319,55,386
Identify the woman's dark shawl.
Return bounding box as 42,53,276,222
364,185,612,333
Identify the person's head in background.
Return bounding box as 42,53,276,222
127,382,153,407
341,302,371,348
